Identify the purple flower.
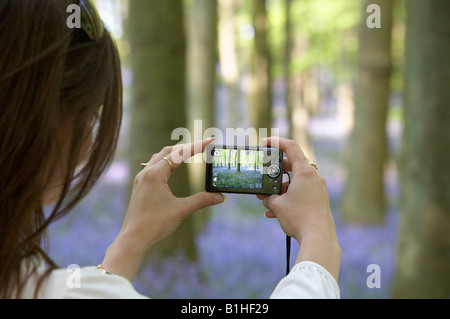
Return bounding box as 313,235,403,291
47,160,400,299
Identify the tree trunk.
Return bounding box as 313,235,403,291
341,0,393,224
186,0,217,135
393,0,450,298
289,71,316,160
284,0,293,139
284,0,315,159
186,0,218,233
218,0,240,129
249,0,272,141
128,0,197,260
236,149,241,172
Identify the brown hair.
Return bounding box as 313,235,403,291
0,0,122,298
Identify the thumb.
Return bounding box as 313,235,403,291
179,192,226,216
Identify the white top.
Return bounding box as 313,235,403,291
19,260,340,299
270,262,340,299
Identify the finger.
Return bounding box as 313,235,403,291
260,197,271,210
256,194,268,201
152,138,215,180
146,146,173,167
262,194,280,211
316,171,328,188
178,192,226,217
264,210,276,218
262,137,309,170
280,180,290,195
169,137,215,167
283,157,292,172
145,137,215,169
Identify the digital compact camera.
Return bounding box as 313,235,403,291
205,144,283,195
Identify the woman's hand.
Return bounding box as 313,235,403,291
257,137,341,281
102,138,225,282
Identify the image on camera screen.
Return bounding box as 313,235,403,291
211,148,264,189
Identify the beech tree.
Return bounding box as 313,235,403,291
341,0,394,223
186,0,218,236
393,0,450,298
249,0,272,140
127,0,196,259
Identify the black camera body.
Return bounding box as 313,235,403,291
205,144,283,195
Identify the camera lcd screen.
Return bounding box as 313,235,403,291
211,148,264,190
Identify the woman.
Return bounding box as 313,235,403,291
0,0,341,298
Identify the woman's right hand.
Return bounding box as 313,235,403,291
257,137,341,281
102,138,225,282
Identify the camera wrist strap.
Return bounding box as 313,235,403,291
286,235,291,276
283,172,292,276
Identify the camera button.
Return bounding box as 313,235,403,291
267,165,281,178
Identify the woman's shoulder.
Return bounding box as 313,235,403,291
22,259,149,299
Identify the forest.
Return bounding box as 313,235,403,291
211,149,264,189
212,149,263,170
48,0,450,298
